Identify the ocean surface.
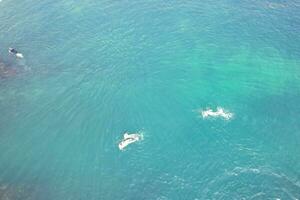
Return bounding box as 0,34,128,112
1,0,300,199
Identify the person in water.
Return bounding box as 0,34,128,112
8,48,24,58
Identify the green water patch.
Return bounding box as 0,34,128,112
163,44,300,105
220,47,300,95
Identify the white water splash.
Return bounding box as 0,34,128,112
118,131,143,150
16,53,24,59
201,107,233,120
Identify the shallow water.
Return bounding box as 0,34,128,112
1,0,300,199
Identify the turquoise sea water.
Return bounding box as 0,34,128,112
1,0,300,199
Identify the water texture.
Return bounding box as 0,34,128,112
0,0,300,199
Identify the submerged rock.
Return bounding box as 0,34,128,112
0,183,36,200
0,62,17,78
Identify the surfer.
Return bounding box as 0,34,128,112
9,48,24,59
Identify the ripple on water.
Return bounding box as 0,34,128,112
202,167,300,199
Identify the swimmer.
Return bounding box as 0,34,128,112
118,132,141,150
8,48,24,59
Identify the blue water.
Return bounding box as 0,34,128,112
1,0,300,199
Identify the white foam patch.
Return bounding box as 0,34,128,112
16,53,24,59
118,131,143,150
201,107,233,120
